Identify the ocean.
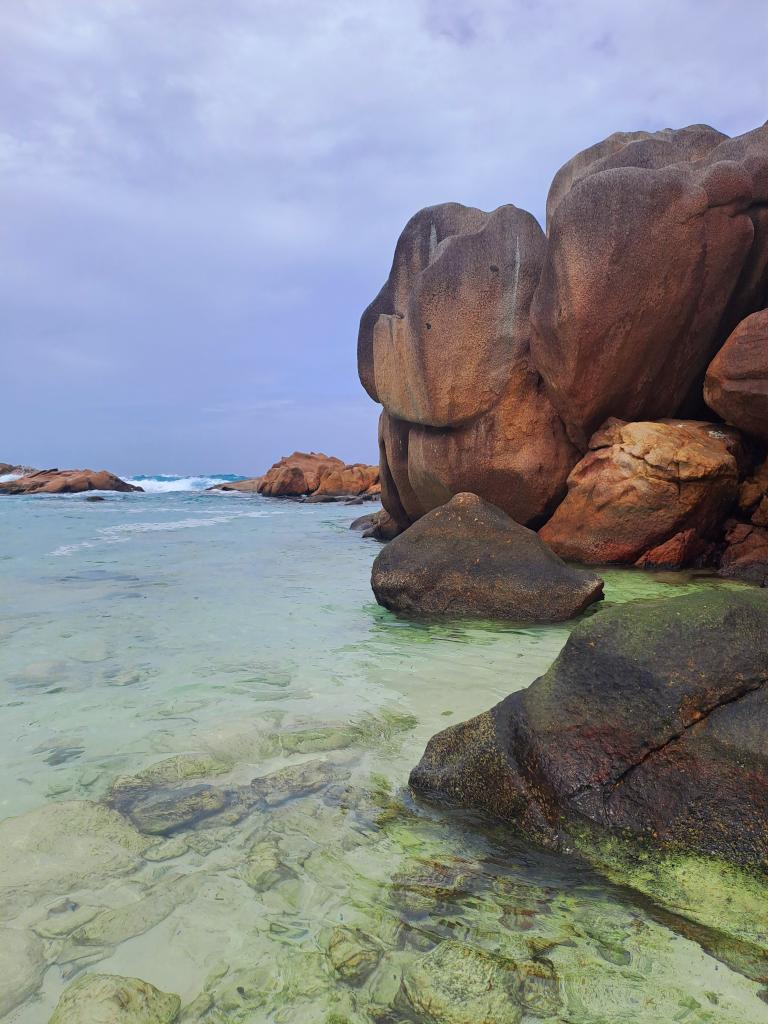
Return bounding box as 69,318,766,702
1,477,765,1022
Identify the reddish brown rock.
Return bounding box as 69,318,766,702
312,463,379,498
704,310,768,442
359,203,546,427
738,456,768,516
719,520,768,585
407,358,578,527
634,529,710,570
0,469,142,495
539,420,740,564
378,412,425,528
532,125,768,448
211,453,379,500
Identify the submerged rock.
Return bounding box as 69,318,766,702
0,928,46,1018
410,589,768,869
397,941,523,1024
48,973,181,1023
326,925,382,983
0,468,143,494
371,492,603,621
0,801,149,916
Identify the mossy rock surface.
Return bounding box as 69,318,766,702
48,973,181,1023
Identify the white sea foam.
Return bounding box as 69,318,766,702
50,509,280,556
123,475,242,493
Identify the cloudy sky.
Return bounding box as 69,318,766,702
1,0,765,474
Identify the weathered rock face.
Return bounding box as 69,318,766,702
212,452,379,500
0,469,142,494
410,589,768,869
359,203,545,427
531,124,768,448
407,360,578,527
371,493,603,622
360,203,578,530
719,520,768,585
705,310,768,442
539,419,740,564
634,529,710,570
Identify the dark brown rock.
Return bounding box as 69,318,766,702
719,520,768,585
705,310,768,442
0,469,142,495
634,529,710,570
539,419,740,564
532,125,768,448
371,492,603,622
410,589,768,869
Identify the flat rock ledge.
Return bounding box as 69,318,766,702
371,492,603,622
409,588,768,871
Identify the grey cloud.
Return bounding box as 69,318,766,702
0,0,765,472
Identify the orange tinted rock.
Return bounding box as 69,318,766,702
704,310,768,442
539,420,740,564
719,520,768,584
634,529,709,570
0,469,142,494
359,203,546,427
312,463,379,497
407,356,578,526
378,412,425,526
532,125,768,448
257,452,344,497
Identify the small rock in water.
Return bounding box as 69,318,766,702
390,856,475,914
397,940,523,1024
34,903,102,939
85,495,106,502
326,925,382,983
48,973,180,1023
251,759,349,807
240,837,294,891
120,783,230,835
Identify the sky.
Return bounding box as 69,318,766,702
1,0,766,475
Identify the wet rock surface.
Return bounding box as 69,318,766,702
410,589,768,869
372,492,603,621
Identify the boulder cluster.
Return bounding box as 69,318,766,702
213,451,380,502
359,123,768,582
0,468,142,494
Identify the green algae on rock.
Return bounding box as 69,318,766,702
410,589,768,869
48,974,180,1023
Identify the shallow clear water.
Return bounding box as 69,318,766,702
1,487,765,1023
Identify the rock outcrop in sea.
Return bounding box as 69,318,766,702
0,468,143,494
359,121,768,581
371,492,603,622
212,451,380,501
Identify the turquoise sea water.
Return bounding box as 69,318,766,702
1,481,766,1022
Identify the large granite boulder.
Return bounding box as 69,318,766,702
531,124,768,448
705,309,768,442
410,589,768,869
371,492,603,622
360,203,578,531
407,358,578,527
539,419,740,564
359,203,546,427
0,469,142,494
